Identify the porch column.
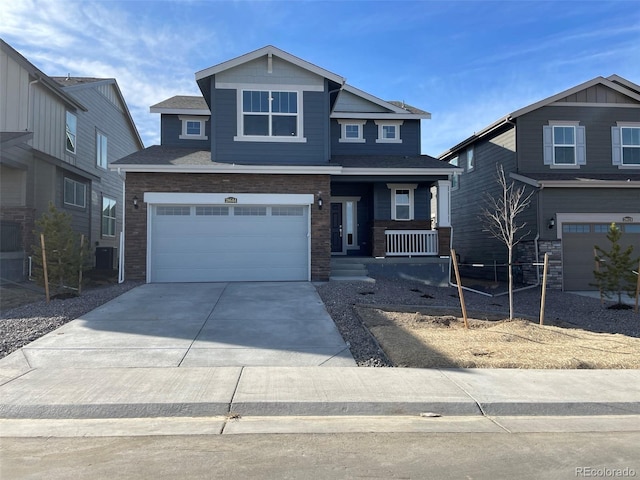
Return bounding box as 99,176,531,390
436,180,451,227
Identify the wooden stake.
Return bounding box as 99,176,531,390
451,249,469,329
78,234,84,295
634,260,639,314
41,233,50,303
539,252,549,325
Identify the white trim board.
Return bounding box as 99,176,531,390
144,192,315,205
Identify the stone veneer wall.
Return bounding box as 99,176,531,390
124,172,331,281
517,239,563,289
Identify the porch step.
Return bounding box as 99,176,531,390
330,259,375,282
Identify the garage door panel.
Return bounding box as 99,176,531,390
150,203,309,282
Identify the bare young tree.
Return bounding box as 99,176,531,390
481,164,534,319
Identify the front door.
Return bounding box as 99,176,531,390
331,202,343,253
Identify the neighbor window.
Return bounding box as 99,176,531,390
179,116,208,140
102,197,116,237
387,183,417,221
96,131,108,168
66,111,77,154
543,123,585,167
375,120,403,143
467,147,474,171
63,177,86,208
337,120,366,143
450,157,459,190
240,90,299,138
621,127,640,165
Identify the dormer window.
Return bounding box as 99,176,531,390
179,116,208,140
375,120,403,143
337,119,366,143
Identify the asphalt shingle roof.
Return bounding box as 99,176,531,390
150,96,209,110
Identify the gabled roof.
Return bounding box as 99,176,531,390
150,95,211,115
439,74,640,159
0,39,86,112
195,45,346,85
331,84,431,120
53,76,144,150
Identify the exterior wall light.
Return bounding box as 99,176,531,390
318,197,323,210
133,195,139,209
548,217,555,229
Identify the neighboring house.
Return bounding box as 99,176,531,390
0,39,143,281
111,45,460,283
439,75,640,291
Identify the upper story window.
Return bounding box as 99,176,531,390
96,131,108,169
236,89,304,142
612,124,640,167
466,147,474,171
65,111,77,154
337,119,366,143
102,196,116,237
63,177,86,208
387,183,417,221
179,115,209,140
450,156,459,190
375,120,403,143
543,123,585,168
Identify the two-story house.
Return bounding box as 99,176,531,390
0,39,143,281
111,46,460,283
439,75,640,291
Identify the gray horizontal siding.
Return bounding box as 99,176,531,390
517,105,640,175
331,119,421,156
212,89,329,164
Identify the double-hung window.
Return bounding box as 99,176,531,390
66,111,77,154
612,125,640,166
240,90,299,139
102,196,116,237
337,120,366,143
96,131,108,168
543,123,585,167
64,178,86,208
387,183,417,221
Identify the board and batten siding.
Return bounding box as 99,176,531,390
516,105,640,175
0,49,30,132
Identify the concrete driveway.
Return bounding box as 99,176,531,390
19,282,355,368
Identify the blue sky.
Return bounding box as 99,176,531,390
2,0,639,156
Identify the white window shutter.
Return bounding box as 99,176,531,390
611,126,622,165
576,126,586,165
543,126,553,165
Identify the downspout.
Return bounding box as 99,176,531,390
117,167,126,283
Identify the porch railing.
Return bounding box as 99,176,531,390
385,230,438,256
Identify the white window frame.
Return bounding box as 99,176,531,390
337,119,366,143
466,147,474,172
63,177,86,208
375,120,403,144
552,125,577,166
102,196,116,237
66,111,77,154
179,115,209,140
96,130,108,169
616,124,640,167
387,183,417,221
234,87,306,143
450,157,459,190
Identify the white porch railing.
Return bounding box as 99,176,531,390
385,230,438,256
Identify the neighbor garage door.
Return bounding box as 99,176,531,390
562,222,640,291
149,203,309,282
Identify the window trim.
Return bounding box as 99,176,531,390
387,183,417,221
234,87,306,143
63,177,86,208
65,111,77,154
96,130,108,169
466,147,474,172
337,119,366,143
552,125,577,166
613,123,640,168
179,115,209,140
449,157,459,190
375,120,403,144
101,196,116,238
543,122,585,168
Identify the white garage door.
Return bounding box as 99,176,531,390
149,204,309,282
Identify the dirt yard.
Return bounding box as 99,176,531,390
356,306,640,369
